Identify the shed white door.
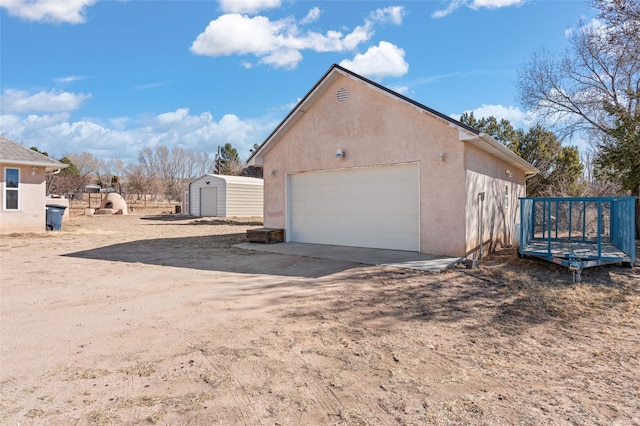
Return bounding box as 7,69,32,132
200,187,218,216
289,164,419,251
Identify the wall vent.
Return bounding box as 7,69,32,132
336,87,349,103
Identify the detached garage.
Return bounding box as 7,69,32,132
248,64,538,259
186,174,263,217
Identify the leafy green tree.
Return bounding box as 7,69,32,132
460,114,584,197
215,143,241,175
47,156,87,196
30,147,49,157
459,113,519,149
59,157,80,175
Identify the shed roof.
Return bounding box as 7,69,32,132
248,64,538,175
192,174,264,186
0,136,68,171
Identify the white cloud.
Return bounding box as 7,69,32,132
157,108,190,125
54,75,85,84
369,6,405,25
300,7,321,25
470,0,524,10
0,108,276,163
432,0,465,18
433,0,524,18
565,17,605,39
0,0,96,24
0,89,92,113
260,49,303,70
339,41,409,80
191,14,286,56
390,85,410,96
191,6,405,70
218,0,281,14
133,81,168,90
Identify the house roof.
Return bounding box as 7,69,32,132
248,64,538,175
0,136,68,172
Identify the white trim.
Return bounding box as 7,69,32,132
3,167,20,211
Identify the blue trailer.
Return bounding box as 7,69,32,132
518,196,637,281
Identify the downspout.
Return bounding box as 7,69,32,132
478,191,485,261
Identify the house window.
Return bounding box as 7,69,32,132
5,168,19,210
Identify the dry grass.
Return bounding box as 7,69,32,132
1,215,638,425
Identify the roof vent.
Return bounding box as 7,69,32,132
336,87,349,103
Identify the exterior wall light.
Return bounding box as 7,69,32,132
336,149,346,159
31,167,38,175
505,169,513,178
437,152,445,165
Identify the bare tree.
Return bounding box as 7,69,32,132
191,151,217,177
125,163,154,201
517,0,640,139
517,0,640,236
104,158,126,195
65,152,104,186
136,146,203,202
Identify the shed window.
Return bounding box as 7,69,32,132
5,168,19,210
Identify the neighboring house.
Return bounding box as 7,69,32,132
248,64,538,258
0,137,68,233
185,174,263,217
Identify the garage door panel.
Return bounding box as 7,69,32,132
289,164,419,251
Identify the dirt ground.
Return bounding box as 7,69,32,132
1,211,639,425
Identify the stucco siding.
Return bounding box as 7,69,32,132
464,143,526,257
263,73,470,255
0,164,47,234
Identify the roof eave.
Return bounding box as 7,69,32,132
474,133,539,175
0,158,69,171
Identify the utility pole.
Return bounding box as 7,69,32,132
217,145,221,174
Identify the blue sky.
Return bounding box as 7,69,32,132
0,0,596,164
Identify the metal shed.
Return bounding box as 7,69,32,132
186,174,263,217
518,196,637,280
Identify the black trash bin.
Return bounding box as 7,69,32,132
46,205,67,231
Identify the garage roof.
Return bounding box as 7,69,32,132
248,64,538,175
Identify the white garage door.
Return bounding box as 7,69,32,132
289,163,419,251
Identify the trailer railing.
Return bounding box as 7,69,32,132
519,196,636,280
